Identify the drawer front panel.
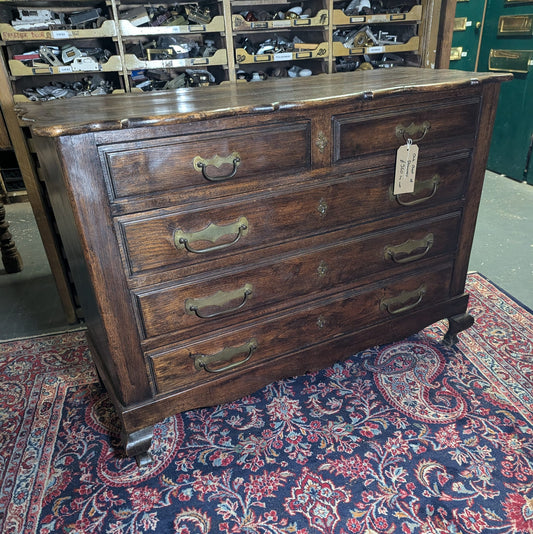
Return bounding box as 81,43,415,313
147,264,453,394
101,121,311,201
118,153,469,275
135,213,461,339
333,99,479,164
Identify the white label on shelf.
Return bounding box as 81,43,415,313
368,15,388,23
366,46,385,54
349,16,365,23
51,30,70,39
394,141,418,195
58,66,73,73
171,26,186,33
272,20,292,28
273,52,293,61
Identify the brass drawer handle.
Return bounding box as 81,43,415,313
174,216,249,254
192,339,257,373
193,152,241,182
390,174,440,206
395,121,431,143
186,284,253,319
380,284,426,315
384,233,434,264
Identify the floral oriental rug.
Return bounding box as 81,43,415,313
0,272,532,534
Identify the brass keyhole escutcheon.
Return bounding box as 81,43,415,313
315,131,328,153
317,260,328,278
317,198,328,217
317,315,327,329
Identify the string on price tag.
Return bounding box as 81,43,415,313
394,138,419,195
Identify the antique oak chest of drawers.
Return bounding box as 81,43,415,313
18,68,510,464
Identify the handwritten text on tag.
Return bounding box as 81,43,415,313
394,140,419,195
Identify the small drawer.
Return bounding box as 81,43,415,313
134,213,461,339
333,98,480,165
146,264,453,394
116,152,470,276
100,120,311,201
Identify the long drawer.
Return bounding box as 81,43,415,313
146,263,453,395
116,152,470,276
333,98,480,164
99,120,312,202
134,212,461,340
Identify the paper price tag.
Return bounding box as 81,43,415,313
394,140,419,195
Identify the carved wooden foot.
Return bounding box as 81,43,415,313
443,312,474,346
122,426,154,467
0,200,23,273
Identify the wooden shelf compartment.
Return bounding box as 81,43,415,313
232,9,328,31
331,35,420,57
332,5,422,26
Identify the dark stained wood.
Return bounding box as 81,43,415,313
16,69,511,138
22,70,510,463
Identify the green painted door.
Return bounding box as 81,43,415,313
477,0,533,184
449,0,487,71
450,0,533,184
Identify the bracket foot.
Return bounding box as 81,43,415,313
443,312,474,346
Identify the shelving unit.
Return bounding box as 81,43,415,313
0,0,451,324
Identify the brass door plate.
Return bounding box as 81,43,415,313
454,17,468,31
450,47,464,61
489,49,533,73
498,15,533,36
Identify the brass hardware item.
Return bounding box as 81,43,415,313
476,21,482,29
380,285,426,315
384,233,434,264
454,17,468,31
390,174,440,206
193,152,241,181
192,339,257,373
450,47,463,61
185,284,253,318
489,49,533,73
395,121,431,143
317,315,326,329
315,131,328,153
317,198,328,216
498,15,533,36
174,216,249,254
317,260,328,277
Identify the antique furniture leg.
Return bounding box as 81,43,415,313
0,199,23,273
122,426,154,467
443,312,474,346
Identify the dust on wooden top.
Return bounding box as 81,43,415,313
16,68,512,137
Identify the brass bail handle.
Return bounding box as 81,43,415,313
193,152,241,181
192,339,258,373
395,121,431,144
174,216,249,254
380,284,426,315
186,284,253,319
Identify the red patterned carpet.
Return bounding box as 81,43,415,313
0,273,532,534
